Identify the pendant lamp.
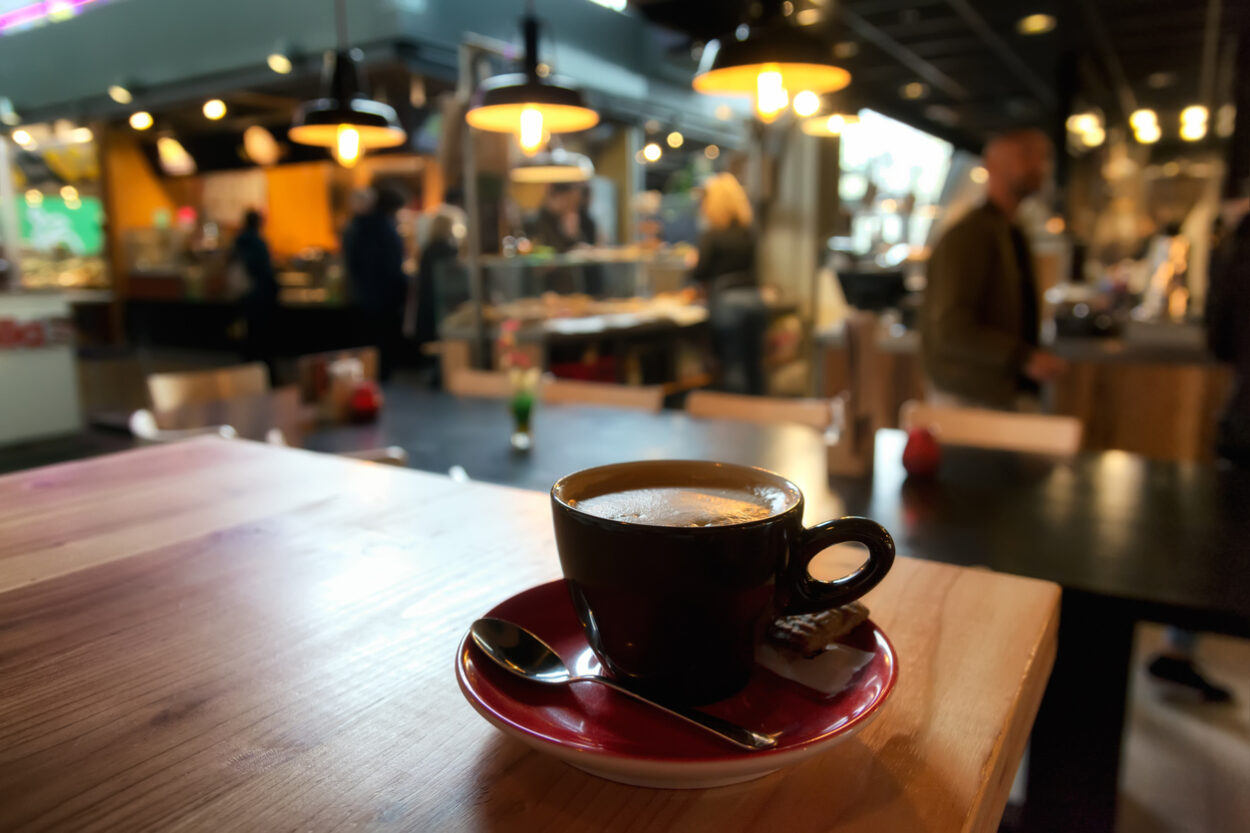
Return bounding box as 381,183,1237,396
289,0,406,166
694,1,850,122
800,112,861,137
465,12,599,153
510,146,594,183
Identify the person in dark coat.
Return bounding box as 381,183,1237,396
414,211,460,386
526,183,582,253
344,186,408,381
234,209,278,380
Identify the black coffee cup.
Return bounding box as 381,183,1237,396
551,460,895,705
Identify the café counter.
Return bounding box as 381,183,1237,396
817,320,1232,462
0,292,83,446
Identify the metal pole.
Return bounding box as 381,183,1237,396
459,43,487,367
0,140,21,290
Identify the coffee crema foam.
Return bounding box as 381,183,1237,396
570,485,792,527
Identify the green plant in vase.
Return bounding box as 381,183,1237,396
498,319,539,450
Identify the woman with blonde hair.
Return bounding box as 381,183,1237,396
691,173,756,290
690,173,766,394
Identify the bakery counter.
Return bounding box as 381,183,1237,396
123,297,361,357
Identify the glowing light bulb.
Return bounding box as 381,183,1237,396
642,142,662,163
1081,126,1105,147
334,124,361,167
60,185,78,200
1135,123,1160,144
1179,121,1205,142
1067,113,1098,135
129,111,153,131
203,99,227,120
1180,105,1208,125
1130,109,1157,130
755,67,788,123
24,189,42,205
793,90,820,117
519,107,544,155
108,85,132,104
826,114,847,134
267,53,293,74
11,128,32,146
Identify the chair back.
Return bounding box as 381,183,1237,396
899,400,1084,456
154,386,306,444
146,363,269,412
686,390,832,430
540,379,665,413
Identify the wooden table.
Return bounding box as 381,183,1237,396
0,438,1058,831
306,387,1250,833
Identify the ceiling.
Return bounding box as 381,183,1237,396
632,0,1243,151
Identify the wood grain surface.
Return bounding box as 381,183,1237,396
0,438,1059,832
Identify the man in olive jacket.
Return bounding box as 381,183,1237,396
921,129,1066,409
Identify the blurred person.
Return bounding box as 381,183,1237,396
414,211,461,385
526,182,584,253
1140,192,1250,704
920,128,1066,410
690,172,756,292
233,209,278,381
575,184,606,296
345,186,408,382
691,172,765,394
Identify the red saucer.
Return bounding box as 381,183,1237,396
456,579,897,788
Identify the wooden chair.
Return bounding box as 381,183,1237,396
540,379,665,413
685,390,833,430
899,400,1084,456
446,369,513,398
146,363,269,413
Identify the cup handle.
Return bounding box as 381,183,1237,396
781,516,895,615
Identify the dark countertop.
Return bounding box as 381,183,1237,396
305,386,1250,633
816,319,1218,365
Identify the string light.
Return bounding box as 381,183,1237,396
202,99,227,120
267,53,293,74
129,111,153,131
642,142,662,162
792,90,820,117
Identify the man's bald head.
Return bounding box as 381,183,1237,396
983,128,1052,202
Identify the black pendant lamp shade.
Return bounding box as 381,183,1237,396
289,49,406,149
465,16,599,135
510,146,594,183
693,8,850,96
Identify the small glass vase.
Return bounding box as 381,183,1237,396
508,367,540,451
510,389,534,451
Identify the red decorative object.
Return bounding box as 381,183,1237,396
349,380,383,423
902,427,942,477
